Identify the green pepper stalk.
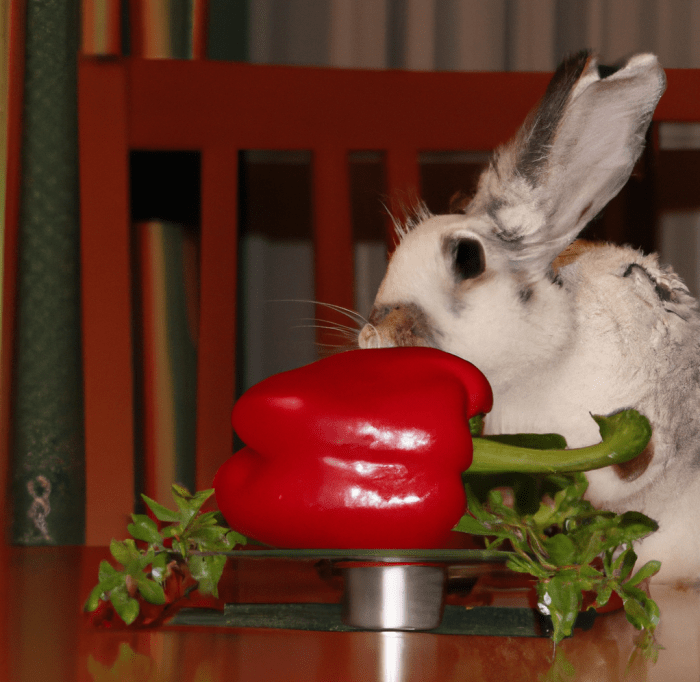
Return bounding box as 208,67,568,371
469,410,651,474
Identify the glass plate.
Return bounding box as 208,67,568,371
218,548,511,562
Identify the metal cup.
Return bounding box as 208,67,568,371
340,562,446,631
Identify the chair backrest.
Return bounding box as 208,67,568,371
76,57,700,545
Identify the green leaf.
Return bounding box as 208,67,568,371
226,529,248,548
462,479,493,523
170,483,188,495
172,486,214,526
613,547,638,582
98,559,120,583
617,512,659,543
141,494,181,523
97,571,126,595
621,595,649,630
537,573,583,644
109,539,140,567
483,536,509,551
130,547,157,574
619,585,660,631
531,503,555,528
573,529,608,567
628,628,663,667
127,514,162,545
188,525,238,549
625,560,662,588
543,534,576,567
551,477,588,514
176,539,189,559
453,513,491,536
192,488,216,504
189,554,227,598
136,575,166,605
603,548,615,576
172,484,214,505
149,552,170,584
486,489,519,524
578,563,604,582
592,582,613,610
190,511,220,528
161,524,182,539
109,585,140,625
541,473,578,494
84,583,106,612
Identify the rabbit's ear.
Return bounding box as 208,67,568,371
476,51,666,272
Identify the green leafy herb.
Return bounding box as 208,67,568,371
455,471,661,645
84,485,247,625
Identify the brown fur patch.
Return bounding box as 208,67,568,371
551,239,605,273
577,201,594,224
613,439,654,482
368,303,436,347
449,190,472,213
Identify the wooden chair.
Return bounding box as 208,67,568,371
76,57,700,545
76,58,547,543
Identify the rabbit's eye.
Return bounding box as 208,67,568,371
449,237,485,281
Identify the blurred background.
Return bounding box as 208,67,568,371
2,0,700,544
226,0,700,389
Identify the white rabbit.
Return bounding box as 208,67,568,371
358,52,700,584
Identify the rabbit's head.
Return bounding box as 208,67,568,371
359,52,666,391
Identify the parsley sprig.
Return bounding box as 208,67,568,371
456,471,661,645
84,485,246,625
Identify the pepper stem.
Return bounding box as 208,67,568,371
468,410,651,474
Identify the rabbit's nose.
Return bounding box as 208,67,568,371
358,323,386,349
358,303,437,349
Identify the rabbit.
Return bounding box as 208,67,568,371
357,51,700,584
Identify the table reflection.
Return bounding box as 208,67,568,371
2,545,699,681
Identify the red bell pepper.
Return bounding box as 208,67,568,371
214,347,492,548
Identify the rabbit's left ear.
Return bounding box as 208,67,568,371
477,52,666,271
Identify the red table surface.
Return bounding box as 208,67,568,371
0,544,698,681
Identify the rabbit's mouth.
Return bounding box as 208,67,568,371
359,302,438,350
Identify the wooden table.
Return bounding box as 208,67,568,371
2,545,698,681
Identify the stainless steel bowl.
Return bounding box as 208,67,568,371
340,563,446,631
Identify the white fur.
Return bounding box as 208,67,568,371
358,53,700,583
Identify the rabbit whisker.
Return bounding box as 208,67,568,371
272,299,368,327
296,318,361,335
292,323,358,337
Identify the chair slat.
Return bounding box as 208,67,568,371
195,146,239,493
384,147,421,249
312,146,355,350
78,60,135,544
